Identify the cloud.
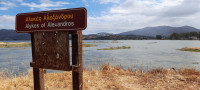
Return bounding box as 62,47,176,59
98,0,121,4
0,7,8,10
0,1,17,10
14,0,23,2
0,15,15,29
85,0,200,34
109,0,184,15
82,0,89,6
21,0,70,10
162,0,200,17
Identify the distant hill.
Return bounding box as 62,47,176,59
96,32,113,35
1,25,200,40
87,32,113,36
0,29,30,40
119,26,200,37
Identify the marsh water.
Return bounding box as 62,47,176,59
0,40,200,74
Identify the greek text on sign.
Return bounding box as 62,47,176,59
16,7,87,33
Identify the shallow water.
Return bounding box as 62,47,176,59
0,40,200,74
83,40,200,70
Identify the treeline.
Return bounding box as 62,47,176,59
169,32,200,40
83,35,155,40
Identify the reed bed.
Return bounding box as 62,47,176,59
97,46,131,50
179,47,200,52
0,42,31,48
0,42,97,48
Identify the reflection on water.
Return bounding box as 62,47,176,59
0,40,200,74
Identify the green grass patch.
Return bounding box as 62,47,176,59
111,40,122,43
83,44,97,47
192,62,199,64
178,47,200,52
97,46,131,50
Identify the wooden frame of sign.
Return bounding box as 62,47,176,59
16,7,86,90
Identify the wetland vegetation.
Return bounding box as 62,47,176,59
178,47,200,52
97,46,131,50
0,42,31,48
0,42,97,48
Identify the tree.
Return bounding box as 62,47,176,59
180,33,189,39
189,32,198,37
198,32,200,39
156,35,162,40
170,33,180,40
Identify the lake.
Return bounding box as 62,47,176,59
0,40,200,74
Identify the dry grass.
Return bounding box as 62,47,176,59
82,44,97,47
111,40,122,43
178,47,200,52
97,46,131,50
0,64,200,90
0,42,97,48
0,42,31,48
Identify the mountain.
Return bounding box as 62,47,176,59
96,32,113,35
0,29,30,40
87,32,113,36
119,26,200,37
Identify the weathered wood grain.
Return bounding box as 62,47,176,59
31,34,44,90
31,31,70,71
71,30,83,90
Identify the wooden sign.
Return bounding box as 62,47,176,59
16,7,87,33
16,7,85,90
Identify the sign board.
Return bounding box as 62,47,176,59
30,31,70,71
16,7,87,33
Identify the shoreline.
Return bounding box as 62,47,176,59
0,42,31,48
0,42,97,48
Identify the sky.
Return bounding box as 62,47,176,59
0,0,200,34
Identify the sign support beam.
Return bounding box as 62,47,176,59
33,68,45,90
71,31,83,90
31,33,44,90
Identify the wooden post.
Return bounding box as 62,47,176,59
71,31,83,90
33,68,45,90
31,33,45,90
